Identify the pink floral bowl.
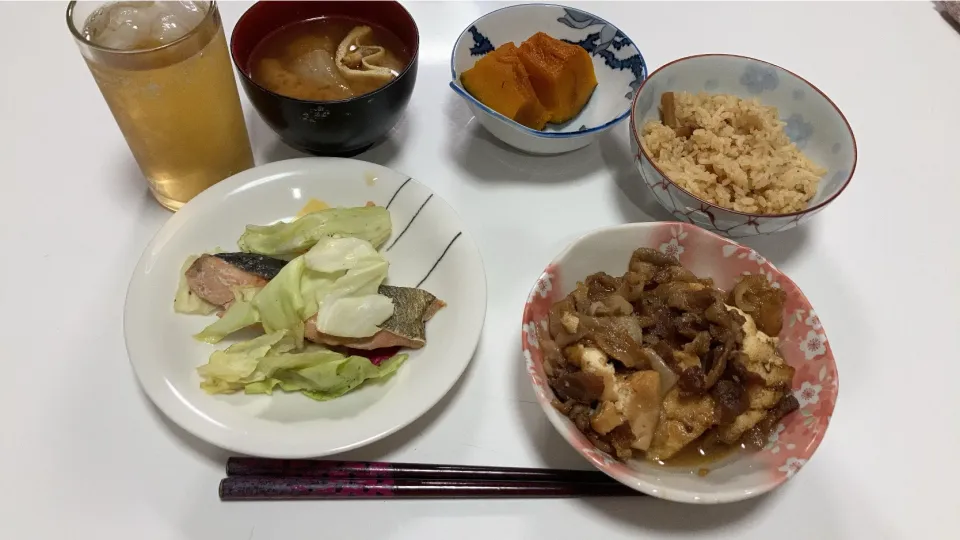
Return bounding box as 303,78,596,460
521,222,838,504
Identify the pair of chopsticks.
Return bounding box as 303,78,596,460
220,457,644,500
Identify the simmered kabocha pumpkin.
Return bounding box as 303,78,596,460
517,32,598,124
459,43,551,130
460,33,597,130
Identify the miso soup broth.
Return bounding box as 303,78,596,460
249,17,410,102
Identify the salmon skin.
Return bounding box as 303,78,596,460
378,285,443,344
213,253,287,280
185,252,444,350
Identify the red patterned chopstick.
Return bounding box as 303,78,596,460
219,476,641,500
226,457,616,483
220,458,643,500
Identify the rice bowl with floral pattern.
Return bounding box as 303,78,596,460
521,222,837,503
630,54,857,238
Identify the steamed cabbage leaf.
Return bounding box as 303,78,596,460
237,206,392,258
246,350,407,401
314,294,395,338
302,353,407,401
197,331,288,394
193,288,261,344
304,235,383,273
305,237,393,338
252,257,309,347
197,330,407,398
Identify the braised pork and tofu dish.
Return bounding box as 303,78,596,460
538,248,800,464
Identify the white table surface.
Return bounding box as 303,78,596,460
3,1,959,538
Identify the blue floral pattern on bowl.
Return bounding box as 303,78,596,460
449,4,647,153
555,8,646,99
783,113,814,149
740,64,780,94
629,55,857,237
467,26,494,56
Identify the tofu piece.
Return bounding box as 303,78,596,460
567,345,619,402
747,384,784,410
728,306,796,389
741,330,777,364
590,400,625,435
646,388,717,461
614,371,662,451
717,382,786,444
517,32,597,123
717,409,768,444
460,43,551,130
560,312,580,334
738,348,795,389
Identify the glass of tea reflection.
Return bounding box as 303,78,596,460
67,1,254,210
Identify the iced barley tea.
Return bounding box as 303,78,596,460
68,1,254,210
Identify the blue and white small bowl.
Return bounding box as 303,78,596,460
450,4,646,155
630,54,857,238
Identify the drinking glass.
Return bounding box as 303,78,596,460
67,1,255,210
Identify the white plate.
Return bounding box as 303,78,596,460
124,158,487,458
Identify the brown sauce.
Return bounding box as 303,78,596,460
654,433,741,470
